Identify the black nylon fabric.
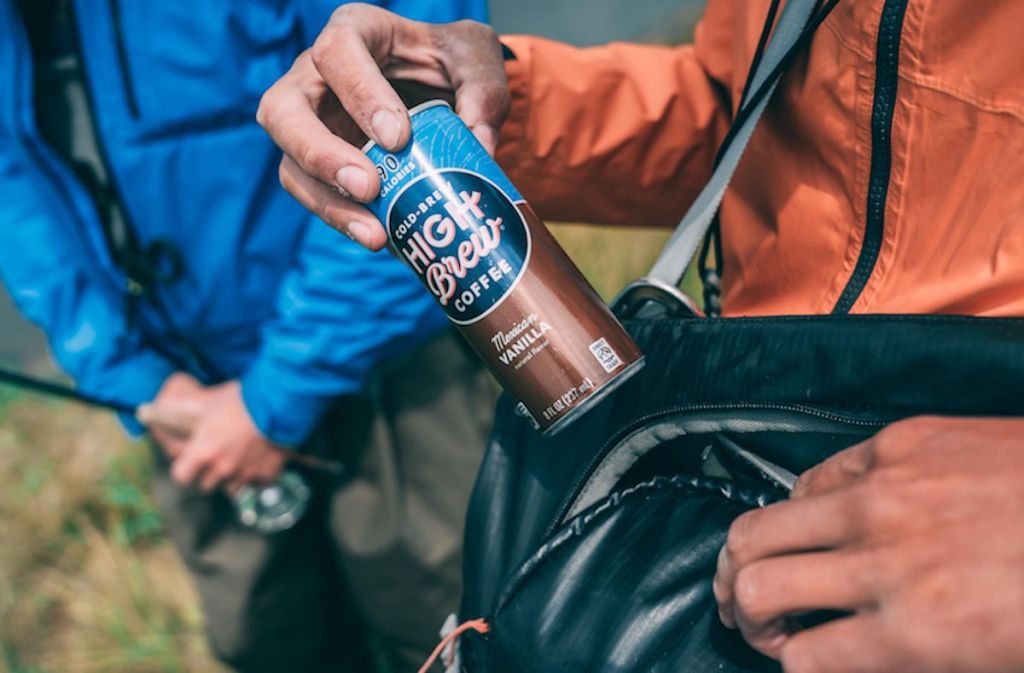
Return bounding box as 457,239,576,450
490,477,779,672
459,315,1024,672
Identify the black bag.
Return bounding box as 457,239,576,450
457,314,1024,672
454,1,1024,670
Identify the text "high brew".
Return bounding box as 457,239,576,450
398,188,504,308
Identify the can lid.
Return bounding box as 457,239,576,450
360,99,453,154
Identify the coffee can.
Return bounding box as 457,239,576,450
363,100,644,435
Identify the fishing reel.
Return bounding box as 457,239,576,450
233,470,312,535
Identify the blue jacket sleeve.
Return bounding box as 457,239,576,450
240,220,449,448
0,206,175,428
244,0,487,447
298,0,489,45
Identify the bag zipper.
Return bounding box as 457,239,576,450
833,0,910,314
544,402,889,539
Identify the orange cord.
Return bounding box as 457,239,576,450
417,618,490,673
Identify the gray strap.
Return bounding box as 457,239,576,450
648,0,820,286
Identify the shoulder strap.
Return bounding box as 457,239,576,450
647,0,825,287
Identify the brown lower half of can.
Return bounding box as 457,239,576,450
459,204,644,433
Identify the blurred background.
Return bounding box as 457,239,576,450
0,2,703,672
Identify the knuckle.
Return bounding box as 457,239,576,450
311,22,360,71
455,18,495,39
343,79,377,116
218,457,242,477
834,492,866,538
849,476,907,539
331,2,366,22
732,566,763,619
872,422,906,457
310,29,339,69
725,512,758,562
845,439,878,475
255,89,274,128
308,186,342,226
780,639,814,673
790,469,815,497
857,473,895,507
477,21,499,41
478,80,511,114
874,416,935,462
851,548,888,596
297,143,335,179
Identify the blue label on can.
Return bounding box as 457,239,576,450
365,102,532,325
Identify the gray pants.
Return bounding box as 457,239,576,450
151,333,495,672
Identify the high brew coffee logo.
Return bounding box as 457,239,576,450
388,169,530,325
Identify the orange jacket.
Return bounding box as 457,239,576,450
496,1,1024,316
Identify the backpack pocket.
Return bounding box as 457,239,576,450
467,407,890,672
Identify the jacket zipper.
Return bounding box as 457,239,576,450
66,2,223,379
10,3,123,291
108,0,140,119
544,402,890,539
832,0,910,314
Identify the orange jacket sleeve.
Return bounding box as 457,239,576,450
496,23,736,228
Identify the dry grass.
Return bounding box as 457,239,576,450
0,396,227,673
551,223,704,300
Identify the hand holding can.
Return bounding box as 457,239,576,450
256,4,509,249
364,102,644,433
259,6,643,432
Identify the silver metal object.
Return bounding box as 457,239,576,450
717,434,799,492
610,277,704,320
232,469,312,534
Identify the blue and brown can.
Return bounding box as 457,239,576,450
363,101,644,435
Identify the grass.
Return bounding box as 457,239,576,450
0,391,227,673
0,222,702,673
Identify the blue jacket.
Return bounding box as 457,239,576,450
0,0,486,446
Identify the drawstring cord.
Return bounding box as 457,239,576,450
418,618,490,673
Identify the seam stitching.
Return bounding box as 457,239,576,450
897,72,1024,125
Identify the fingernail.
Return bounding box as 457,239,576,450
371,109,403,150
336,166,369,200
346,221,372,247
